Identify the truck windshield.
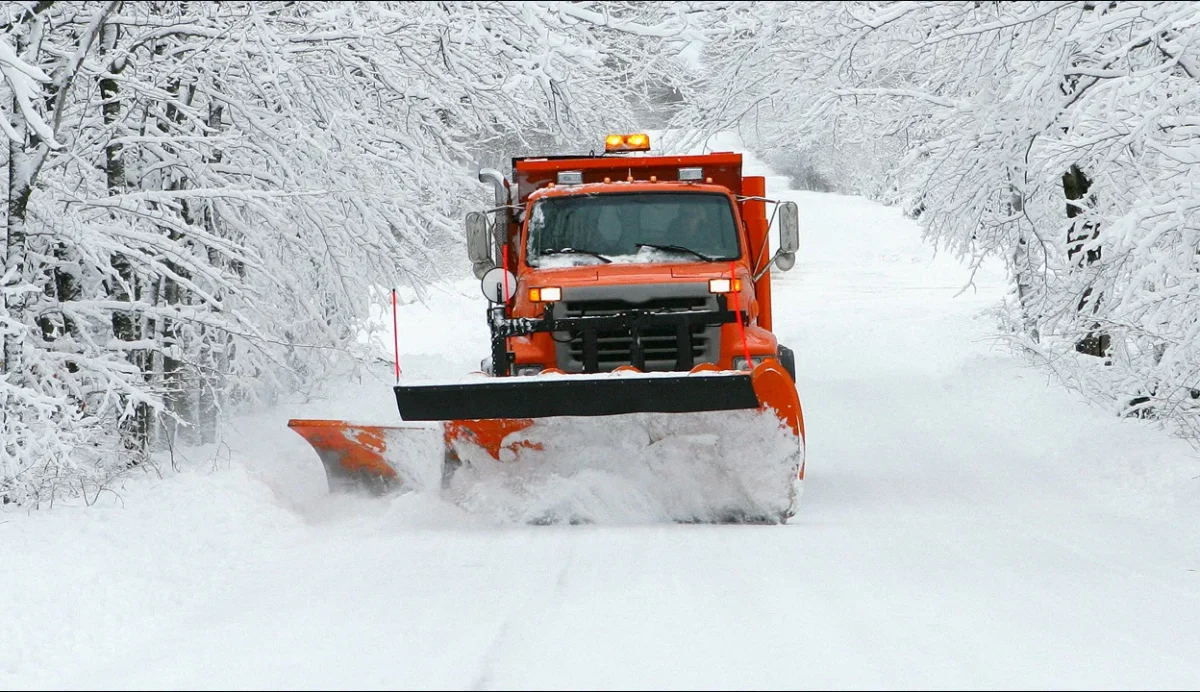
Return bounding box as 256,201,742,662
526,192,740,266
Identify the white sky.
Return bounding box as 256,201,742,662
3,135,1199,691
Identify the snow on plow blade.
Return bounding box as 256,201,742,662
287,360,805,523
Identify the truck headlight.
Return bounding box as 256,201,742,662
708,278,742,294
529,286,562,302
514,364,545,376
731,355,768,371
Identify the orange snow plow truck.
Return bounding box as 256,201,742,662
288,134,806,523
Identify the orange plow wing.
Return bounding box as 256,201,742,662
750,359,806,482
286,418,540,495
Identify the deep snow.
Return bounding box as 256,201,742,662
3,136,1199,690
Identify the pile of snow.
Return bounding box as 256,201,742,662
440,408,802,525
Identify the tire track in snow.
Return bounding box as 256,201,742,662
470,537,578,691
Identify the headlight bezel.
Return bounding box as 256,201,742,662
731,355,769,371
529,286,562,303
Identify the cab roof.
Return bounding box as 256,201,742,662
526,180,736,202
513,151,743,204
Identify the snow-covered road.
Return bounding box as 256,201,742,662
4,144,1199,691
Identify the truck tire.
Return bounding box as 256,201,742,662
778,344,796,382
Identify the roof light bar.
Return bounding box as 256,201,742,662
605,133,651,153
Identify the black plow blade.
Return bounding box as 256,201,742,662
394,372,759,421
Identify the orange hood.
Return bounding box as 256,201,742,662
518,260,742,286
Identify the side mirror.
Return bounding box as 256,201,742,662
466,211,494,278
768,201,799,274
480,266,517,303
778,201,799,254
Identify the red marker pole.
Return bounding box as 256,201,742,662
391,287,401,381
731,262,752,369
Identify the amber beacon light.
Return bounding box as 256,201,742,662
604,133,651,152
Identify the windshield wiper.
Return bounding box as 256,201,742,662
540,247,612,263
635,243,715,262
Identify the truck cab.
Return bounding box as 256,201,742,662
466,134,799,379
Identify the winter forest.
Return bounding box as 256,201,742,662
2,0,1198,506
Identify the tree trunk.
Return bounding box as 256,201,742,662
1006,182,1040,342
100,20,150,458
199,96,227,445
1063,164,1108,359
4,108,32,378
34,53,79,368
2,18,46,379
159,76,197,446
37,248,80,357
1012,234,1040,342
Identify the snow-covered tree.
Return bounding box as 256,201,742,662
1,0,694,506
681,1,1200,439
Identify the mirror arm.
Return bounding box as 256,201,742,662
753,249,785,282
752,203,782,276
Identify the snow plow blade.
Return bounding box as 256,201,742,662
287,360,804,522
393,369,763,421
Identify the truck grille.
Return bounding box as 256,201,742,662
555,295,719,372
